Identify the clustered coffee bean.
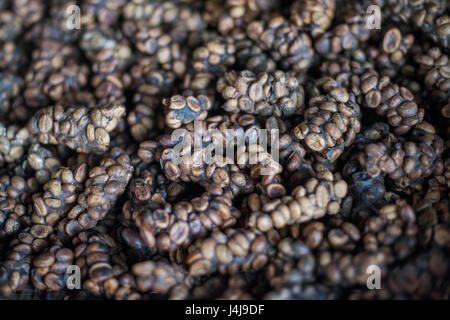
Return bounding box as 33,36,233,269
23,40,81,108
382,0,449,49
56,148,133,237
163,94,213,129
358,123,444,184
26,143,62,185
0,174,37,240
132,259,191,299
290,0,336,38
31,235,74,292
128,65,174,141
247,170,348,231
0,73,23,117
192,36,236,75
293,77,361,161
265,238,316,288
187,227,275,276
72,231,137,299
247,15,314,73
203,0,279,37
0,123,31,165
234,38,276,73
0,0,449,300
28,103,126,154
366,27,415,79
414,45,450,117
218,70,305,117
314,8,371,58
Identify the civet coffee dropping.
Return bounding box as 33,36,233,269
0,0,448,300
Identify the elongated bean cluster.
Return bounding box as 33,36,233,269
0,0,448,301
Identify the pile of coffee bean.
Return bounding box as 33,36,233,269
0,0,449,300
